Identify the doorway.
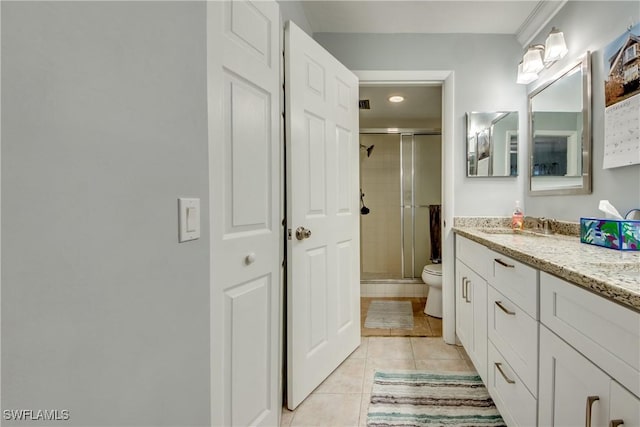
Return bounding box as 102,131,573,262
354,71,456,345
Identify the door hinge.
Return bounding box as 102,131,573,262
287,229,292,240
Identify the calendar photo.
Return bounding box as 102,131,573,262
603,23,640,169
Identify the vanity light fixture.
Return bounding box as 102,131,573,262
388,95,404,103
517,26,568,84
544,27,568,63
522,45,545,74
517,61,538,85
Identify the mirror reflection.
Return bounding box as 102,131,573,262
528,53,591,195
466,111,518,177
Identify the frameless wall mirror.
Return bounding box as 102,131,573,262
528,52,591,195
466,111,519,177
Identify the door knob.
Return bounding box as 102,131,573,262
295,226,312,240
245,252,256,265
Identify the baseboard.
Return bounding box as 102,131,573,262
361,282,429,298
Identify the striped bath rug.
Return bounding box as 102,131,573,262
364,300,414,329
367,371,506,426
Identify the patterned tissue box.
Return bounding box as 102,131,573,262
580,217,640,251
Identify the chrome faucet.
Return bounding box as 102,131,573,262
525,216,556,235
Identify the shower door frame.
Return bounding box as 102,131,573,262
360,129,441,280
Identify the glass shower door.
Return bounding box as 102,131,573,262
401,133,442,279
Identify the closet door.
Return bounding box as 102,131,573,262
207,1,282,426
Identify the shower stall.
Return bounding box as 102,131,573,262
359,131,442,281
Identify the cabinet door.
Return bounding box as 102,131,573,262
610,381,640,427
455,260,473,353
539,326,610,427
455,259,487,382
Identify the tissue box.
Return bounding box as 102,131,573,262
580,217,640,251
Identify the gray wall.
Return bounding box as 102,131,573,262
523,1,640,220
314,32,527,217
277,0,313,35
2,2,210,426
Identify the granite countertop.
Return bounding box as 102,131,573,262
452,218,640,312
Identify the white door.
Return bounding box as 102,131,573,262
285,21,360,410
207,1,281,426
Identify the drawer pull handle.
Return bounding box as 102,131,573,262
461,277,468,300
586,396,599,427
465,279,471,303
609,420,624,427
495,301,516,315
494,258,515,268
494,362,515,384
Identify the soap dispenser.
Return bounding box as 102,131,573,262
512,201,524,230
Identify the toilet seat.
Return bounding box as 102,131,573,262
423,264,442,276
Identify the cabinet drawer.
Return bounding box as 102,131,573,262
487,342,537,427
489,251,538,318
488,285,538,396
456,235,490,278
540,272,640,399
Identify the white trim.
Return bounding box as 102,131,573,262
353,70,456,345
516,0,567,48
0,2,3,420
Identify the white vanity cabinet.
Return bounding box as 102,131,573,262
455,236,489,382
539,272,640,427
486,252,539,426
454,232,640,427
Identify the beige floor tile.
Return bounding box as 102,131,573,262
315,358,366,394
457,345,472,362
363,358,416,392
414,358,473,372
427,316,443,335
411,337,463,360
359,393,371,427
290,393,362,427
280,407,294,427
367,337,413,359
361,327,390,336
349,337,369,359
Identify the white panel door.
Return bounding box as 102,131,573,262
285,21,360,410
207,1,281,426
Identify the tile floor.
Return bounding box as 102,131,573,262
280,337,476,426
361,297,442,337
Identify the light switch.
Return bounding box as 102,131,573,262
179,198,200,242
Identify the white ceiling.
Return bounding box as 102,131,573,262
359,85,442,128
300,1,567,128
300,1,566,46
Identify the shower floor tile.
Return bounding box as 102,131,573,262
360,297,441,337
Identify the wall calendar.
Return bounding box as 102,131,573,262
603,23,640,169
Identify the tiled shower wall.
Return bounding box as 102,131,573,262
360,134,402,279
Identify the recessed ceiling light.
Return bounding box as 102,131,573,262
388,96,404,103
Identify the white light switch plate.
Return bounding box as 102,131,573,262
179,198,200,242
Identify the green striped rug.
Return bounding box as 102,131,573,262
367,371,506,427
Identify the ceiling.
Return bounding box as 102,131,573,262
300,1,567,129
300,1,566,47
359,85,442,129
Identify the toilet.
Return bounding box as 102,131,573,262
422,263,443,318
422,204,443,318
